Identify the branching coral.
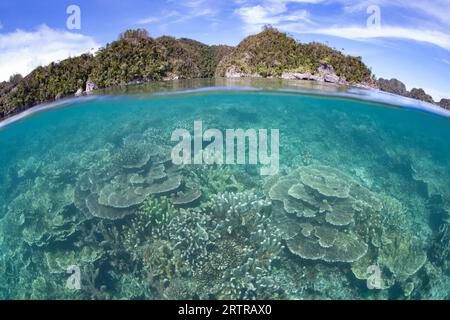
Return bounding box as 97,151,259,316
350,193,429,291
137,190,283,299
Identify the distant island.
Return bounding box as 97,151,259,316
1,26,448,122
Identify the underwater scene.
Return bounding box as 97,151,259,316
0,79,449,300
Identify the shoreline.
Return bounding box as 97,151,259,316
1,77,449,130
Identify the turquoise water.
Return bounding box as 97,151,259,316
0,83,449,299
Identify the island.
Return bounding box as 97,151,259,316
1,26,448,122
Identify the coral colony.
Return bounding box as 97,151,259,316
171,121,279,176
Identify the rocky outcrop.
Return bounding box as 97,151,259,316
409,88,434,104
162,73,180,81
317,61,340,83
281,61,342,84
378,78,408,96
439,98,450,109
75,88,83,97
281,72,317,81
220,57,262,79
85,81,98,94
225,67,248,78
378,78,440,105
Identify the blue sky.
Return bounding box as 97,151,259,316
0,0,449,100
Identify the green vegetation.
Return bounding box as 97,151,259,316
0,54,94,117
0,74,23,96
377,78,439,105
0,29,233,120
216,26,374,83
439,99,450,110
302,42,373,83
89,30,168,87
217,26,304,77
409,88,434,104
378,78,408,96
90,29,233,87
0,27,445,121
155,36,232,79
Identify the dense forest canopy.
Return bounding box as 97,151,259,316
0,54,94,118
216,27,373,84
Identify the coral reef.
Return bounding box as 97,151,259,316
5,177,82,247
194,192,283,299
350,194,429,292
264,165,379,263
74,141,201,220
136,191,283,299
265,165,430,294
1,88,449,300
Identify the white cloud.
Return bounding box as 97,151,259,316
0,25,100,82
236,0,324,4
303,26,450,51
183,0,208,8
184,0,222,17
442,58,450,66
235,0,450,52
136,17,161,24
282,0,324,3
136,11,180,24
236,0,313,33
137,1,217,26
338,0,450,27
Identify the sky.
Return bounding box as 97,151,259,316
0,0,449,100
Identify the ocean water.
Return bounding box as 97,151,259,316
0,80,449,300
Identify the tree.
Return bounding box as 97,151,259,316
9,74,23,86
120,29,150,44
